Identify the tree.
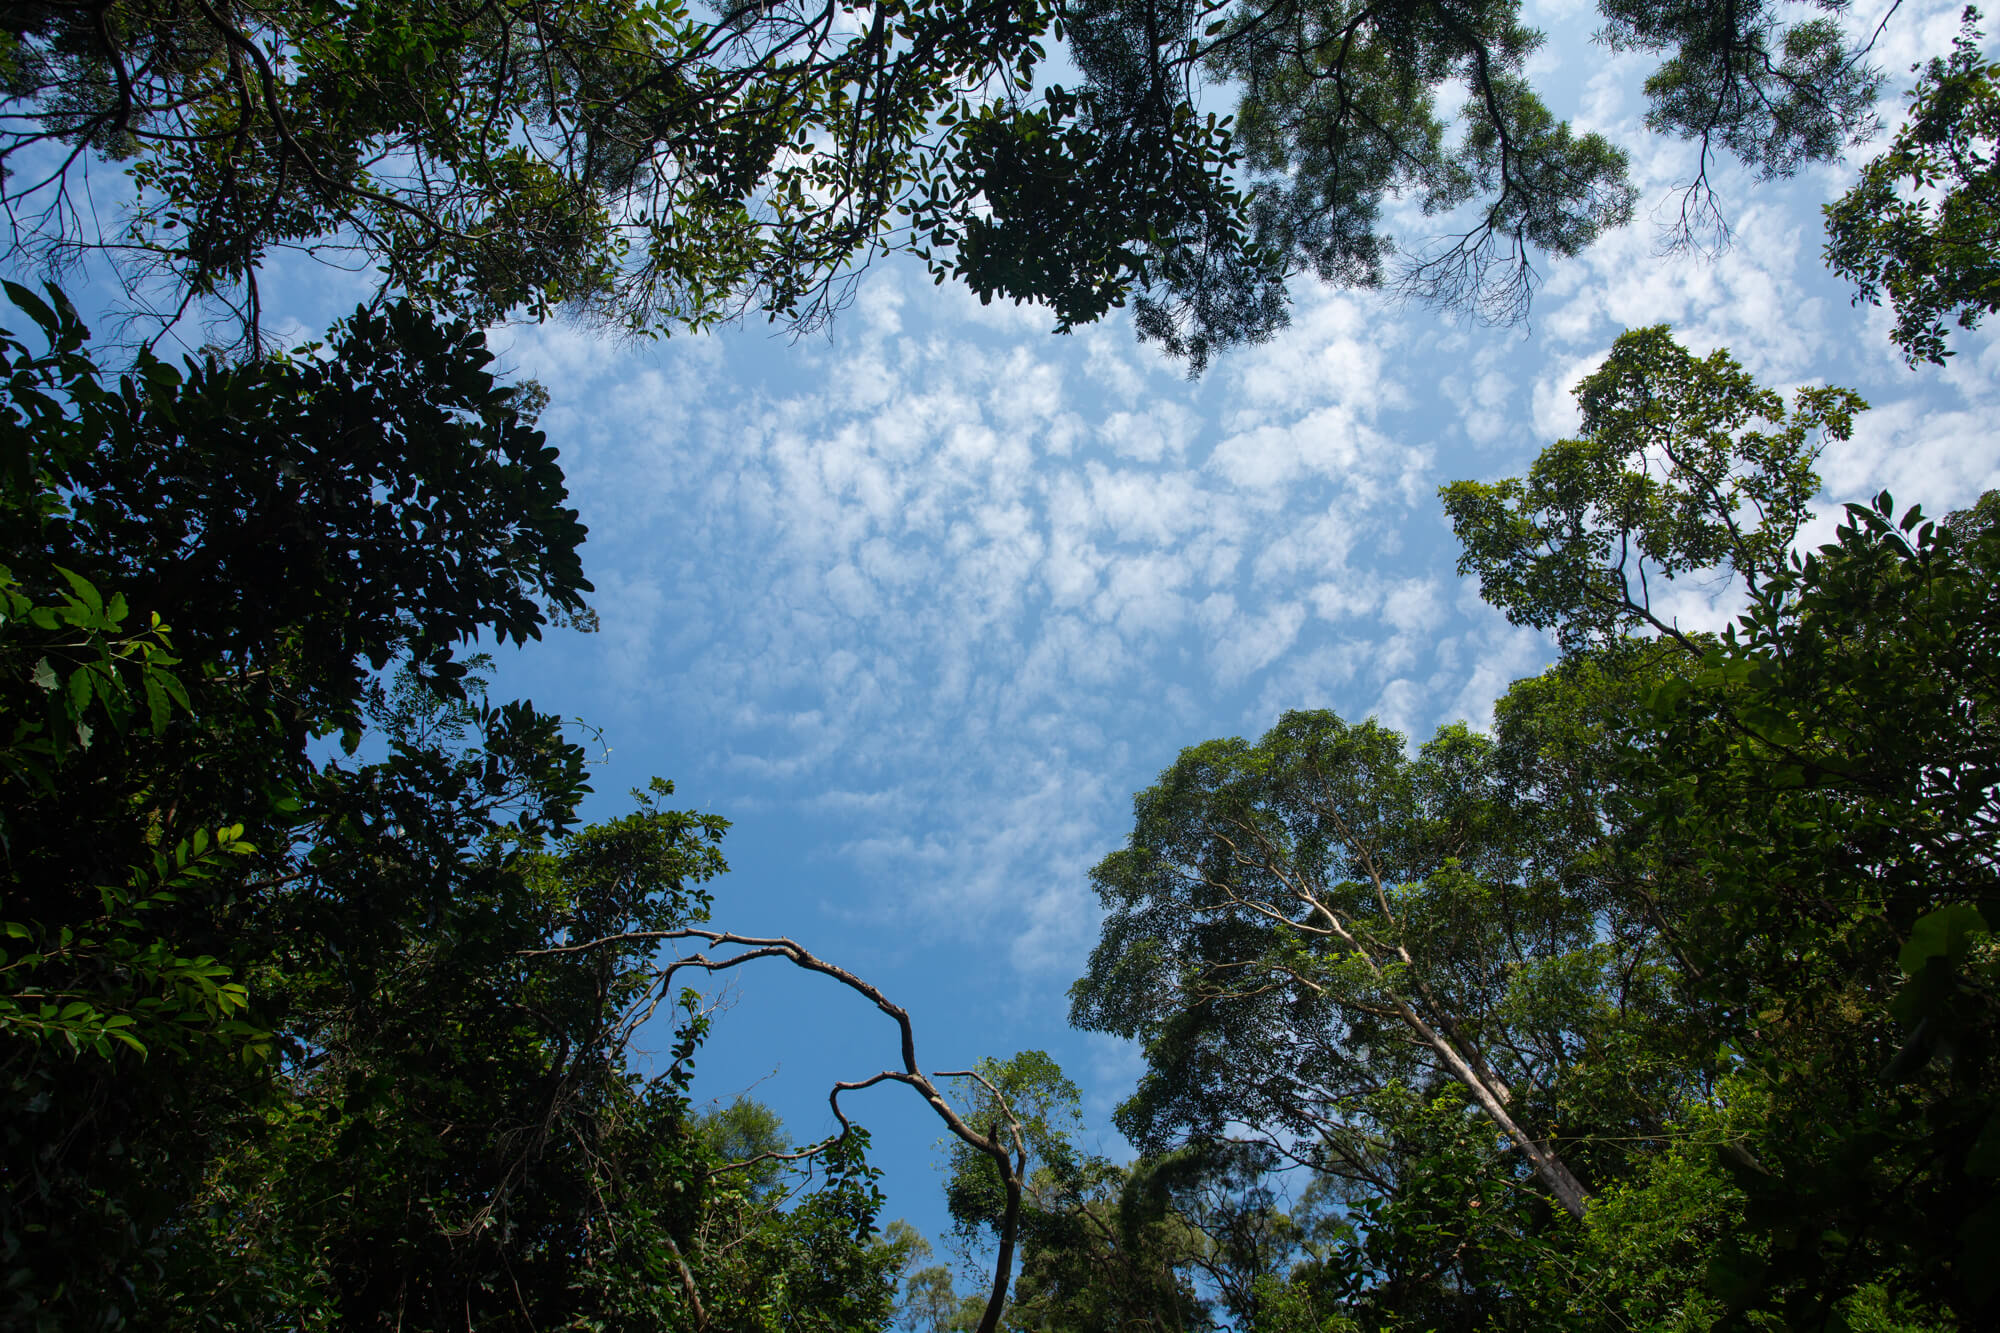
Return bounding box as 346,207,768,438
0,0,1229,352
888,1223,989,1333
0,281,922,1329
931,1053,1296,1333
1596,0,1883,241
1075,319,1996,1327
684,1099,906,1333
1442,324,1864,653
1069,689,1699,1225
933,1051,1209,1333
1445,321,1998,1323
1044,0,1883,364
998,1153,1220,1333
1,0,1895,366
0,276,590,1057
153,748,746,1328
1826,7,2000,366
1622,492,2000,1324
0,280,600,1323
1062,645,1757,1327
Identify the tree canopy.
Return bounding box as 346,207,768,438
0,0,1892,363
0,283,989,1329
1827,7,2000,364
3,2,1996,1329
1061,324,1998,1329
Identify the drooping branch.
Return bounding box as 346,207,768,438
524,926,1028,1333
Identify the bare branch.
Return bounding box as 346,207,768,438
524,926,1026,1333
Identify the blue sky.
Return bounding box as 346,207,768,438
53,0,2000,1272
454,0,2000,1257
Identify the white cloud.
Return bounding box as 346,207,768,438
1210,600,1308,686
481,0,1991,1022
1824,400,2000,512
1098,402,1198,463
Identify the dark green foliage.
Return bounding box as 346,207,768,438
1628,491,2000,1323
1003,1153,1219,1333
154,755,732,1329
0,276,589,1057
1213,0,1634,323
1051,0,1883,359
1290,1088,1570,1331
1070,686,1702,1229
937,1055,1287,1333
1062,319,1993,1328
0,0,1903,370
1442,322,1999,1323
1444,324,1862,651
942,1052,1085,1247
0,285,901,1329
1597,0,1879,196
694,1120,902,1333
1826,7,2000,365
0,275,591,1321
1051,0,1638,346
0,0,1070,346
914,86,1282,376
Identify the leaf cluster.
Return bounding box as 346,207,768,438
1444,324,1862,653
1826,6,2000,365
0,283,903,1330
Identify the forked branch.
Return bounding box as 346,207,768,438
524,926,1027,1333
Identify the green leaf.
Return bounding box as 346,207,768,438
1740,704,1804,748
143,671,170,734
52,565,103,618
1646,675,1692,716
158,670,189,711
1898,903,1990,975
2,280,59,338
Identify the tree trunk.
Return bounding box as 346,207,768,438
1393,997,1591,1218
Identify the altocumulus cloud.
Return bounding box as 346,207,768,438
491,0,1999,989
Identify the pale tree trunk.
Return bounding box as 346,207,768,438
1393,996,1591,1218
1235,819,1596,1218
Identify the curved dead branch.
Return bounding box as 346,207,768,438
524,926,1028,1333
